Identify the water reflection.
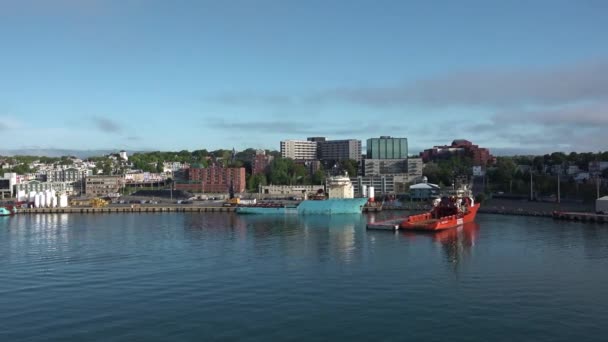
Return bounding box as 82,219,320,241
180,213,365,264
403,222,479,268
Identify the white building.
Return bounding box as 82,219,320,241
0,173,16,198
119,151,128,161
163,162,189,173
351,175,408,195
15,180,75,195
409,182,441,200
45,168,91,183
259,184,325,197
280,140,318,160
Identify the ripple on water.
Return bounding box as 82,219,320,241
1,213,608,341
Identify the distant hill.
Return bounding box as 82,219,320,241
0,149,137,159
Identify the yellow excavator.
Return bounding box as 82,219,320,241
90,198,109,208
223,181,239,207
224,198,239,207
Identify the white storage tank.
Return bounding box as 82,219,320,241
34,194,41,208
362,185,368,198
597,196,608,214
59,194,69,208
45,191,52,208
51,196,57,208
39,192,46,208
17,190,27,202
368,186,375,202
29,191,37,202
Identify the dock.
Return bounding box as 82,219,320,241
552,211,608,223
362,205,383,213
17,206,236,214
366,217,404,231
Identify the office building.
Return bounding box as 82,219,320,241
46,168,90,183
177,166,246,193
85,175,124,196
407,158,424,181
280,140,318,160
363,159,408,176
366,136,408,159
351,174,409,196
306,137,326,143
318,139,362,162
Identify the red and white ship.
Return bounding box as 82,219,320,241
400,186,480,231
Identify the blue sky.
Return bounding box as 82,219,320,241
1,0,607,155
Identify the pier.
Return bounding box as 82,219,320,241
552,211,608,223
17,206,236,214
366,217,403,230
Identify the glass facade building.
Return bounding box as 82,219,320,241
366,136,408,159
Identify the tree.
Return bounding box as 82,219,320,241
247,173,267,192
423,162,441,184
292,163,308,184
267,158,291,184
312,169,326,185
9,164,33,175
59,156,74,166
101,160,113,175
487,157,517,192
550,152,567,165
338,159,358,177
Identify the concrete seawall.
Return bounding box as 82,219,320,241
18,206,236,214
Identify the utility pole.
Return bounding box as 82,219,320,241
530,171,533,201
557,173,561,204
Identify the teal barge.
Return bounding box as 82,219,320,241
236,198,369,215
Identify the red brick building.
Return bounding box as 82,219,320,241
420,139,494,166
252,150,273,175
175,166,246,193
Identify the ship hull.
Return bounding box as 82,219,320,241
400,203,480,231
236,198,368,215
0,207,15,216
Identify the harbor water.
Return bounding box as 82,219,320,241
2,212,608,341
